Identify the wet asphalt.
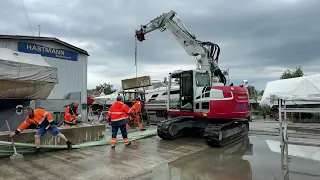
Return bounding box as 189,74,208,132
133,135,320,180
1,123,320,180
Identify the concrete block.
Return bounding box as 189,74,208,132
0,124,105,145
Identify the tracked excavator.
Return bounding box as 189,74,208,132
135,10,250,147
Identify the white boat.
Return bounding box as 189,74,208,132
144,81,180,114
93,91,120,106
93,88,148,107
92,81,180,116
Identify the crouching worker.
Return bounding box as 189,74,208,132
107,96,132,149
129,98,146,131
9,107,72,155
64,101,80,126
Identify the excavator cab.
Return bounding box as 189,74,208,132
168,69,211,112
122,90,146,107
122,90,149,124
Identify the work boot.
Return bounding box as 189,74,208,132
125,141,131,147
35,148,40,155
66,141,72,151
140,128,146,131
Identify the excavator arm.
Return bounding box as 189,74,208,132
135,10,226,85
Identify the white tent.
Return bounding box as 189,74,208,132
0,48,58,99
260,74,320,107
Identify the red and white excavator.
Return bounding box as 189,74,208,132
135,10,250,147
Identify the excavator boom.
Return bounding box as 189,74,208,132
136,10,225,85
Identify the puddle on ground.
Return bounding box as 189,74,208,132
134,136,320,180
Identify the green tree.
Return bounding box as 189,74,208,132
259,90,264,96
293,65,304,77
95,83,116,95
280,65,304,79
247,85,258,100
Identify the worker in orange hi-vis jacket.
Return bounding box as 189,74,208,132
129,98,146,131
64,101,80,126
9,107,72,155
107,96,132,149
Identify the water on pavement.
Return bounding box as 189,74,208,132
133,136,320,180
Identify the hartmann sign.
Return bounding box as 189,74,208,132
17,42,78,61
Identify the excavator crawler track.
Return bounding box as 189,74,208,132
204,120,249,147
157,116,187,140
157,116,250,148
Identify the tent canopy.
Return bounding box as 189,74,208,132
260,74,320,107
0,48,58,99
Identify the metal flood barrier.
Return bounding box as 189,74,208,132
271,95,320,180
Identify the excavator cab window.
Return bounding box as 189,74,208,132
129,92,136,100
179,70,194,111
123,92,129,101
195,72,211,87
139,93,146,102
123,92,137,107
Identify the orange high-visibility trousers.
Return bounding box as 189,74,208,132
134,114,143,130
128,113,144,130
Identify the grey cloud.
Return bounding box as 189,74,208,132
184,0,320,68
250,38,320,67
89,63,137,77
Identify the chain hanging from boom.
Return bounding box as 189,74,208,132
135,33,138,77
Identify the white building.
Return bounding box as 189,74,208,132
0,35,89,122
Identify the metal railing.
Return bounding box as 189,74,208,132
271,95,320,180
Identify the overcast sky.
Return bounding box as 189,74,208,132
1,0,319,91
